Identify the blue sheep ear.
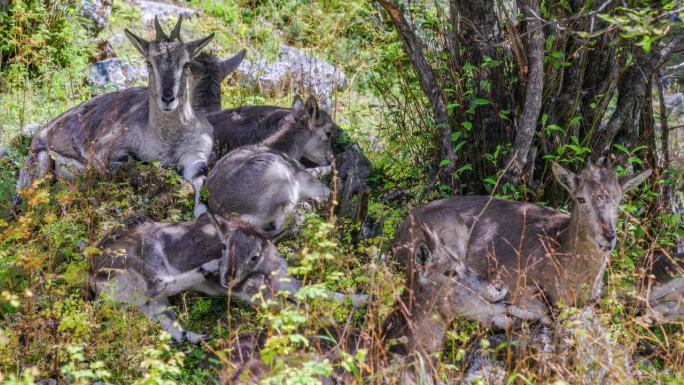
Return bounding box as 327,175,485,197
305,96,319,119
220,49,246,78
416,241,432,266
124,29,150,57
552,162,577,194
602,156,613,169
186,33,215,57
619,169,651,193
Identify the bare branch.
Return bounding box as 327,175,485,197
505,0,544,184
594,30,684,154
657,29,684,68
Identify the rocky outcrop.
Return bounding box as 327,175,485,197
79,0,112,34
88,58,148,89
135,0,199,25
463,307,632,385
663,92,684,117
335,143,372,221
235,45,347,111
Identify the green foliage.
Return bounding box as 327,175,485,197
0,0,682,384
0,0,88,76
596,5,680,51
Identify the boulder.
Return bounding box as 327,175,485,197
88,58,148,90
236,58,292,97
281,45,347,110
235,45,347,111
135,0,199,25
79,0,112,34
663,92,684,117
335,143,372,221
464,307,631,385
21,124,41,139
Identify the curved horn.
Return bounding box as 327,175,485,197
154,16,168,40
170,15,183,40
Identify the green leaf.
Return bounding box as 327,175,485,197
613,143,629,154
628,156,643,165
473,98,491,106
455,164,473,174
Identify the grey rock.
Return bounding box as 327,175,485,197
335,143,371,220
461,307,631,385
236,58,291,97
21,123,41,138
37,379,57,385
643,276,684,323
135,0,199,25
462,354,506,385
79,0,112,34
281,45,347,110
235,45,347,111
663,92,684,116
88,58,148,89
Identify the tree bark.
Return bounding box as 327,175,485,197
377,0,456,189
655,72,671,171
595,31,684,155
655,71,673,208
505,0,544,184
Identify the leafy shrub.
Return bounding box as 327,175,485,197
0,0,88,78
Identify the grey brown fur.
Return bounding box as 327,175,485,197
17,17,227,217
222,214,508,384
409,160,651,322
389,213,517,331
206,145,330,233
208,95,338,161
89,214,294,343
205,95,332,233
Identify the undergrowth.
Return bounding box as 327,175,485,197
0,0,682,384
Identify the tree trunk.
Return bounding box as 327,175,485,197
377,0,457,190
505,0,544,184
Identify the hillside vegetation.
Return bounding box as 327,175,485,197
0,1,683,384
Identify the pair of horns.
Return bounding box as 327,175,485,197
154,15,183,41
585,156,613,170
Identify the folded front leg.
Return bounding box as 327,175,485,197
140,298,206,344
179,155,209,218
152,259,220,298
